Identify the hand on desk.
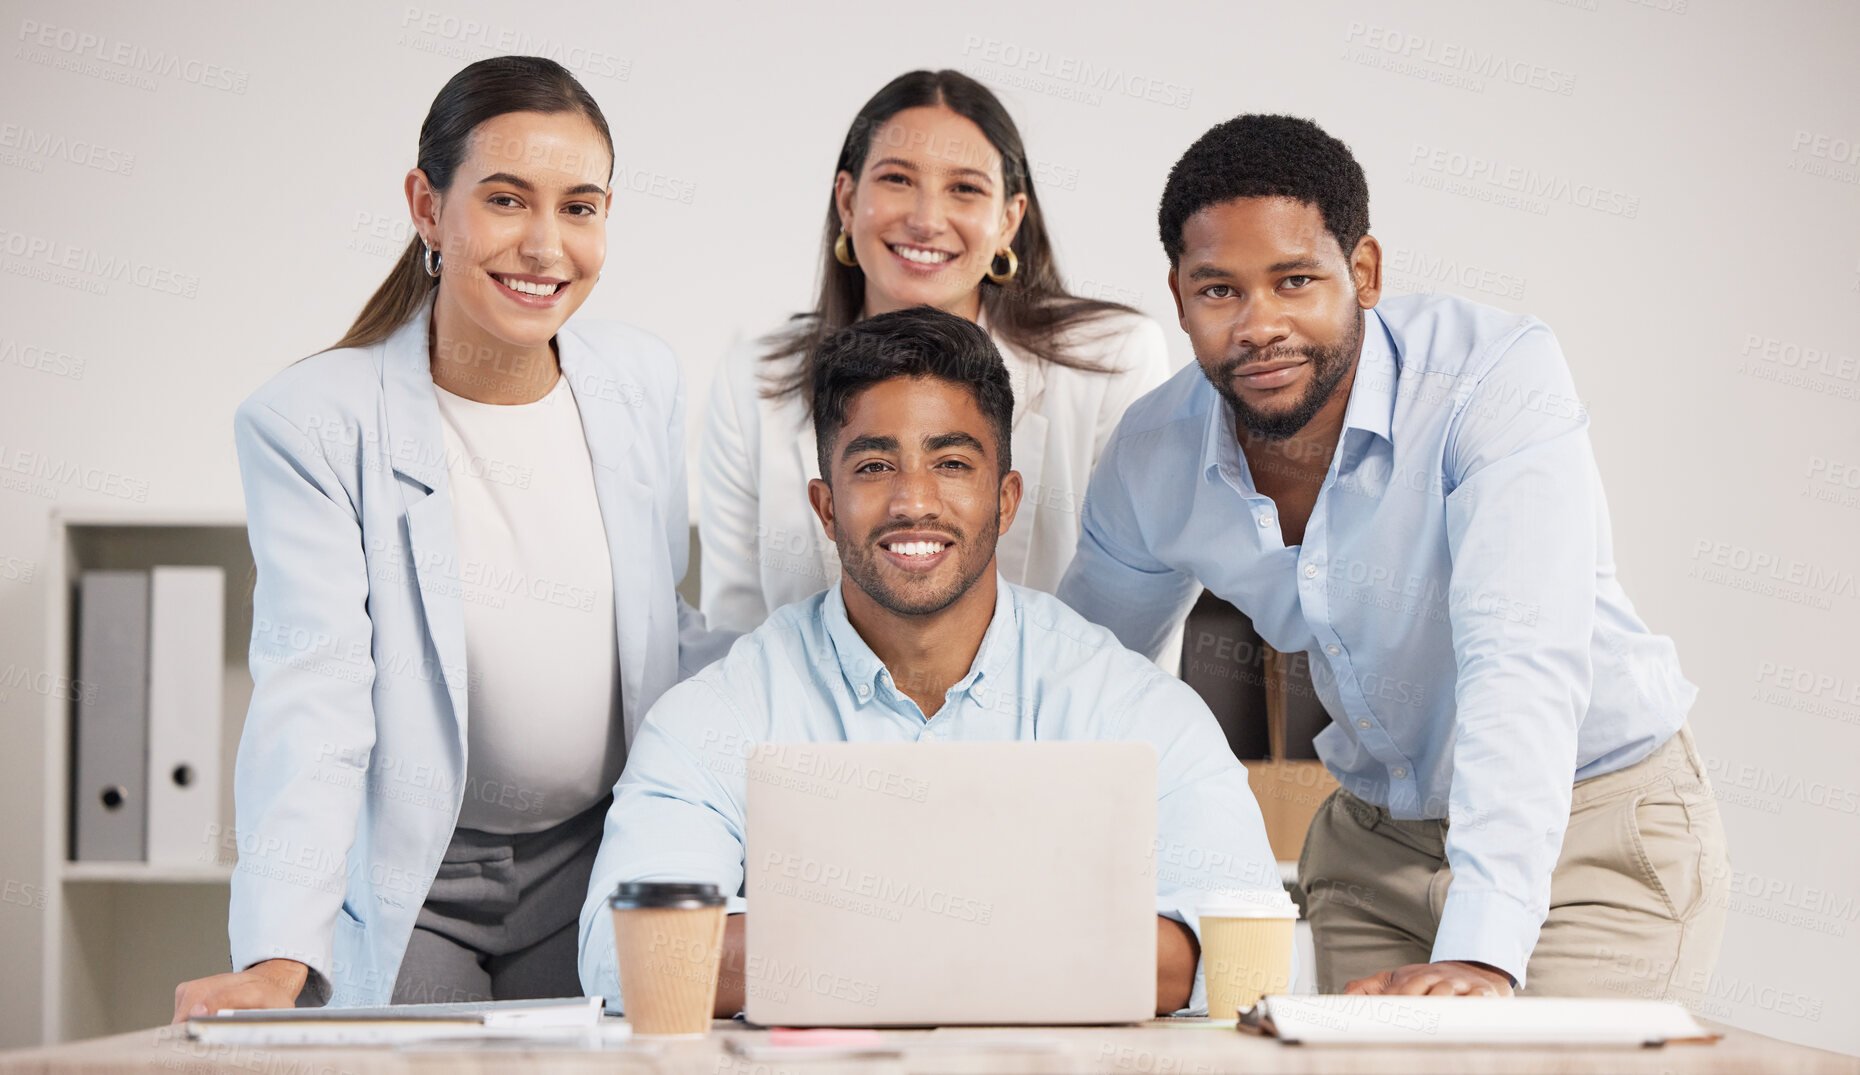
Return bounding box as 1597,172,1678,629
171,958,309,1023
1343,960,1513,997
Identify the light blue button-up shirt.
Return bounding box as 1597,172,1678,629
1057,293,1695,984
576,577,1284,1014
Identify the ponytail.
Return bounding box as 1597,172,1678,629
331,238,435,352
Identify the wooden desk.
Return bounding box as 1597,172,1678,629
3,1019,1855,1074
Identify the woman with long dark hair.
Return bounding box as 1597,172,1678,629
700,70,1171,632
171,56,727,1016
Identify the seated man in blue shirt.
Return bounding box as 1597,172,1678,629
1058,116,1728,1002
576,305,1282,1016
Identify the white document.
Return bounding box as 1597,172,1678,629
145,566,224,865
1239,995,1719,1045
187,996,618,1046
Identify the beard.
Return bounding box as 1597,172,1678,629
837,509,1000,617
1205,311,1364,440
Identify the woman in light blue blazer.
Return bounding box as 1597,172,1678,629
172,56,728,1017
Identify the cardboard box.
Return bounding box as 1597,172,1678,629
1181,596,1338,862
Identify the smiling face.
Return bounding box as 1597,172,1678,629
408,109,613,358
1169,196,1381,439
808,376,1021,618
834,106,1028,322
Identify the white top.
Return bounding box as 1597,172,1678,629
434,376,624,834
699,310,1176,635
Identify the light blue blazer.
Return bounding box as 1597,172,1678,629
227,302,731,1005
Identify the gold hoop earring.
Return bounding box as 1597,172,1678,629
986,247,1018,284
833,230,858,268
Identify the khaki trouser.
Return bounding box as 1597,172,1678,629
1296,724,1729,999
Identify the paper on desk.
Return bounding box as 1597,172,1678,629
186,996,618,1046
1237,995,1719,1046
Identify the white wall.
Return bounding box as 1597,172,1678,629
2,0,1856,1053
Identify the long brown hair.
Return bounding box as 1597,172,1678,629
330,56,614,352
764,70,1136,406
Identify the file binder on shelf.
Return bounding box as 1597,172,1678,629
71,570,151,862
145,566,225,866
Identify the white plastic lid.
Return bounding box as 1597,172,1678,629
1197,888,1301,919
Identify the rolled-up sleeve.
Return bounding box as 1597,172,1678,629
1431,326,1598,985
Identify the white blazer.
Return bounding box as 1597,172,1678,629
227,303,731,1006
699,310,1172,632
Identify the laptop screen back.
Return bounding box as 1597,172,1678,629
744,741,1157,1026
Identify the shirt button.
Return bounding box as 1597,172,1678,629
1303,564,1318,579
1357,718,1371,729
921,729,936,743
1393,767,1408,779
856,684,870,698
1259,515,1274,527
1325,644,1341,656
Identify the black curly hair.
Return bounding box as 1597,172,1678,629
1158,115,1370,265
811,306,1015,482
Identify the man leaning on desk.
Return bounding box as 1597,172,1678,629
575,306,1284,1016
1057,114,1730,1000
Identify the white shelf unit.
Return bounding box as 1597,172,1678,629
62,861,235,885
40,510,253,1042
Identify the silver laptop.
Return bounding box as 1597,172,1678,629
744,741,1157,1026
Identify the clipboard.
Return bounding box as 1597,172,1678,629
1236,995,1722,1046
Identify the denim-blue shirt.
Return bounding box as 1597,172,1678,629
575,578,1284,1014
1057,293,1694,984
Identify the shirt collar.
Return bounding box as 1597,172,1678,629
820,576,1018,704
1197,383,1229,484
1198,306,1399,484
1340,306,1398,447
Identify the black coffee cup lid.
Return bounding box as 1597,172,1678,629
608,881,725,910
